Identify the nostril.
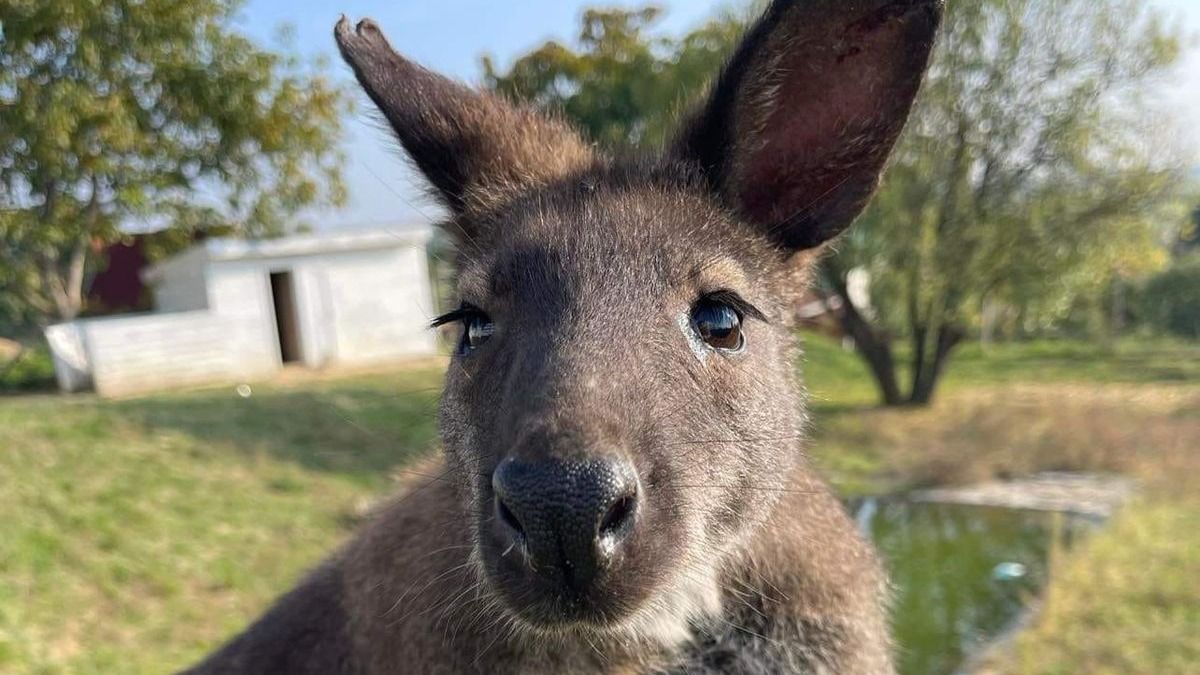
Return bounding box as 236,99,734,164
599,492,636,538
496,495,525,538
492,456,639,583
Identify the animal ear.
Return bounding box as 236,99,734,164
673,0,942,250
335,18,594,222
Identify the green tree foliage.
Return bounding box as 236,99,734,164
487,1,1186,406
1173,203,1200,256
482,6,745,150
1139,255,1200,339
0,0,348,325
826,0,1186,404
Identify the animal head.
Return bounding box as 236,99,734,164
336,0,939,649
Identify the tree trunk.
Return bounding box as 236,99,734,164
1110,279,1125,338
841,298,904,406
821,260,903,406
909,322,927,402
908,324,964,405
980,295,998,349
40,175,101,322
41,237,89,322
65,237,88,318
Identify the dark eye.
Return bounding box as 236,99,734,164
691,300,743,351
460,312,494,354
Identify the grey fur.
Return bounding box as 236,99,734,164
185,1,941,673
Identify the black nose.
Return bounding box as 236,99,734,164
492,456,639,592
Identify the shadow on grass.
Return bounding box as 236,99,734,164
113,376,444,485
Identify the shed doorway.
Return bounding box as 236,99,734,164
269,271,302,364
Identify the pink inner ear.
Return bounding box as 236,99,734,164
736,3,933,236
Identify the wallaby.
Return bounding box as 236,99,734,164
186,1,940,672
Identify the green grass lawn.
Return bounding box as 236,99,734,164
0,366,445,673
1,338,1197,673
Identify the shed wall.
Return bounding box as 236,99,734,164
208,244,436,368
82,311,277,396
46,233,437,396
323,245,438,364
151,247,211,313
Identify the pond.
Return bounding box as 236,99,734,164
852,498,1096,675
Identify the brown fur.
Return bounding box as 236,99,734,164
185,2,941,673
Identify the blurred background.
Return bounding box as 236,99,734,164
1,0,1198,673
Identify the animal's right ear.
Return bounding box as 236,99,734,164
673,0,942,252
335,18,594,232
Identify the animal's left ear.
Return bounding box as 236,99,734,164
674,0,942,250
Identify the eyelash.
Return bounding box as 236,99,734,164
700,290,768,324
430,303,485,329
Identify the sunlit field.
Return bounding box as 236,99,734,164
2,336,1198,673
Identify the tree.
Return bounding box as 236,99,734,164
485,2,1187,406
822,0,1186,404
482,6,745,150
0,0,348,325
1140,255,1200,339
1172,202,1200,257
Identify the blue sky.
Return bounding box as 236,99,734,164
234,0,1200,230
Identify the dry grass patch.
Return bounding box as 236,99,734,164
810,383,1200,493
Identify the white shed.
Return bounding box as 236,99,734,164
45,227,439,396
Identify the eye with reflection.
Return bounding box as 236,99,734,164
461,312,494,354
691,298,744,351
432,305,494,356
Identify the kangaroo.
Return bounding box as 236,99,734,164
186,1,941,672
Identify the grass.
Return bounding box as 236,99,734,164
1,337,1197,673
0,365,444,673
800,333,1200,413
801,335,1200,674
997,497,1200,675
0,342,56,394
800,334,1200,494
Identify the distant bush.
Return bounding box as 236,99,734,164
1140,257,1200,339
0,340,57,393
